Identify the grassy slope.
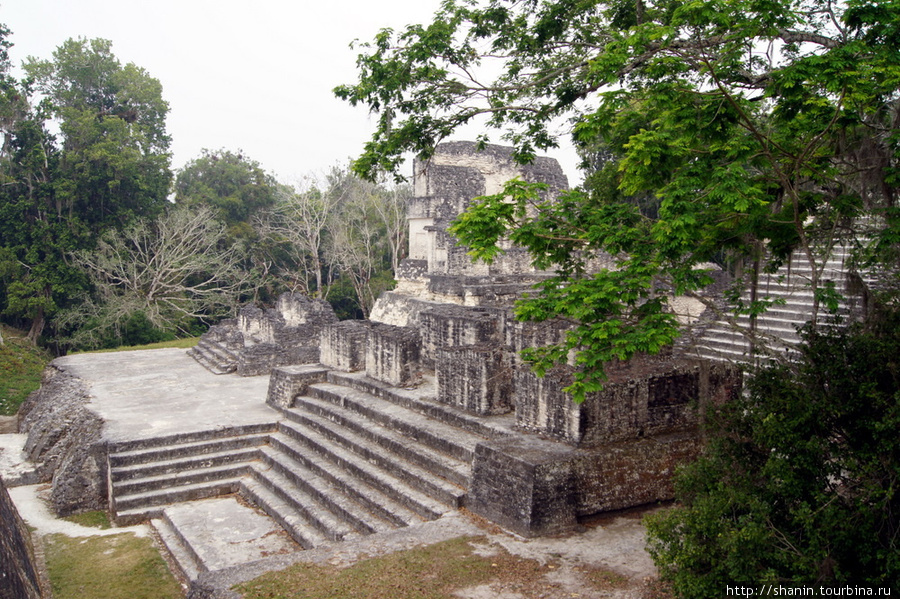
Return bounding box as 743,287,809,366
0,325,51,416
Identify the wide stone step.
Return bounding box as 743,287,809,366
266,435,425,529
112,462,252,497
108,423,276,454
259,447,402,535
114,477,242,518
198,339,239,363
327,371,514,440
276,420,458,516
291,394,471,487
240,478,330,549
109,433,270,467
154,497,298,578
110,447,261,482
187,345,236,375
307,382,483,463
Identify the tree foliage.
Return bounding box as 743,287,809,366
25,37,172,230
59,205,253,349
338,0,900,399
175,148,279,239
646,313,900,592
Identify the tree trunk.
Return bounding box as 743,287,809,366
26,307,44,345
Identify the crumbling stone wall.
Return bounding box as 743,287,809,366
17,365,107,516
409,142,566,280
0,476,43,599
193,293,338,376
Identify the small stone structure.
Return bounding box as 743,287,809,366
190,293,337,376
0,476,44,599
371,141,568,327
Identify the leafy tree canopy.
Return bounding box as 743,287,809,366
338,0,900,399
1,31,172,344
25,37,172,229
175,148,279,238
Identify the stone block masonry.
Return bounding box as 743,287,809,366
365,323,422,387
435,345,512,415
419,305,502,369
514,355,741,446
191,292,338,377
266,365,329,409
320,321,371,372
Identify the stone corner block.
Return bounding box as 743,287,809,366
467,436,578,537
265,365,329,409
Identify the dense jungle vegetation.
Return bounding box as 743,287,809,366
0,29,408,353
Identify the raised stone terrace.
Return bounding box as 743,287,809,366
20,347,520,590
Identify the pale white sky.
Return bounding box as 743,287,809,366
1,0,580,185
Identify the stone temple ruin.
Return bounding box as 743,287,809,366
12,141,748,593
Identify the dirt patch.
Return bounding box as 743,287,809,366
0,415,17,434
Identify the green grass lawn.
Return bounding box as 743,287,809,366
75,336,199,354
44,533,183,599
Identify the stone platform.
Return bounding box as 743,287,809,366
53,348,278,443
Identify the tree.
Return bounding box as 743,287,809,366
262,174,337,297
325,167,405,318
175,148,279,239
59,205,253,349
1,34,172,344
0,26,69,343
337,0,900,400
25,37,172,230
646,312,900,590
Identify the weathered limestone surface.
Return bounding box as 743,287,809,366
236,294,337,376
572,432,701,514
365,324,422,387
514,356,741,446
0,475,43,599
467,436,578,537
191,293,338,376
17,365,107,516
419,305,502,368
265,365,328,409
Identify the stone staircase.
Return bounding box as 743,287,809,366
187,337,240,374
105,369,513,578
241,371,509,549
108,424,275,525
689,244,870,362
